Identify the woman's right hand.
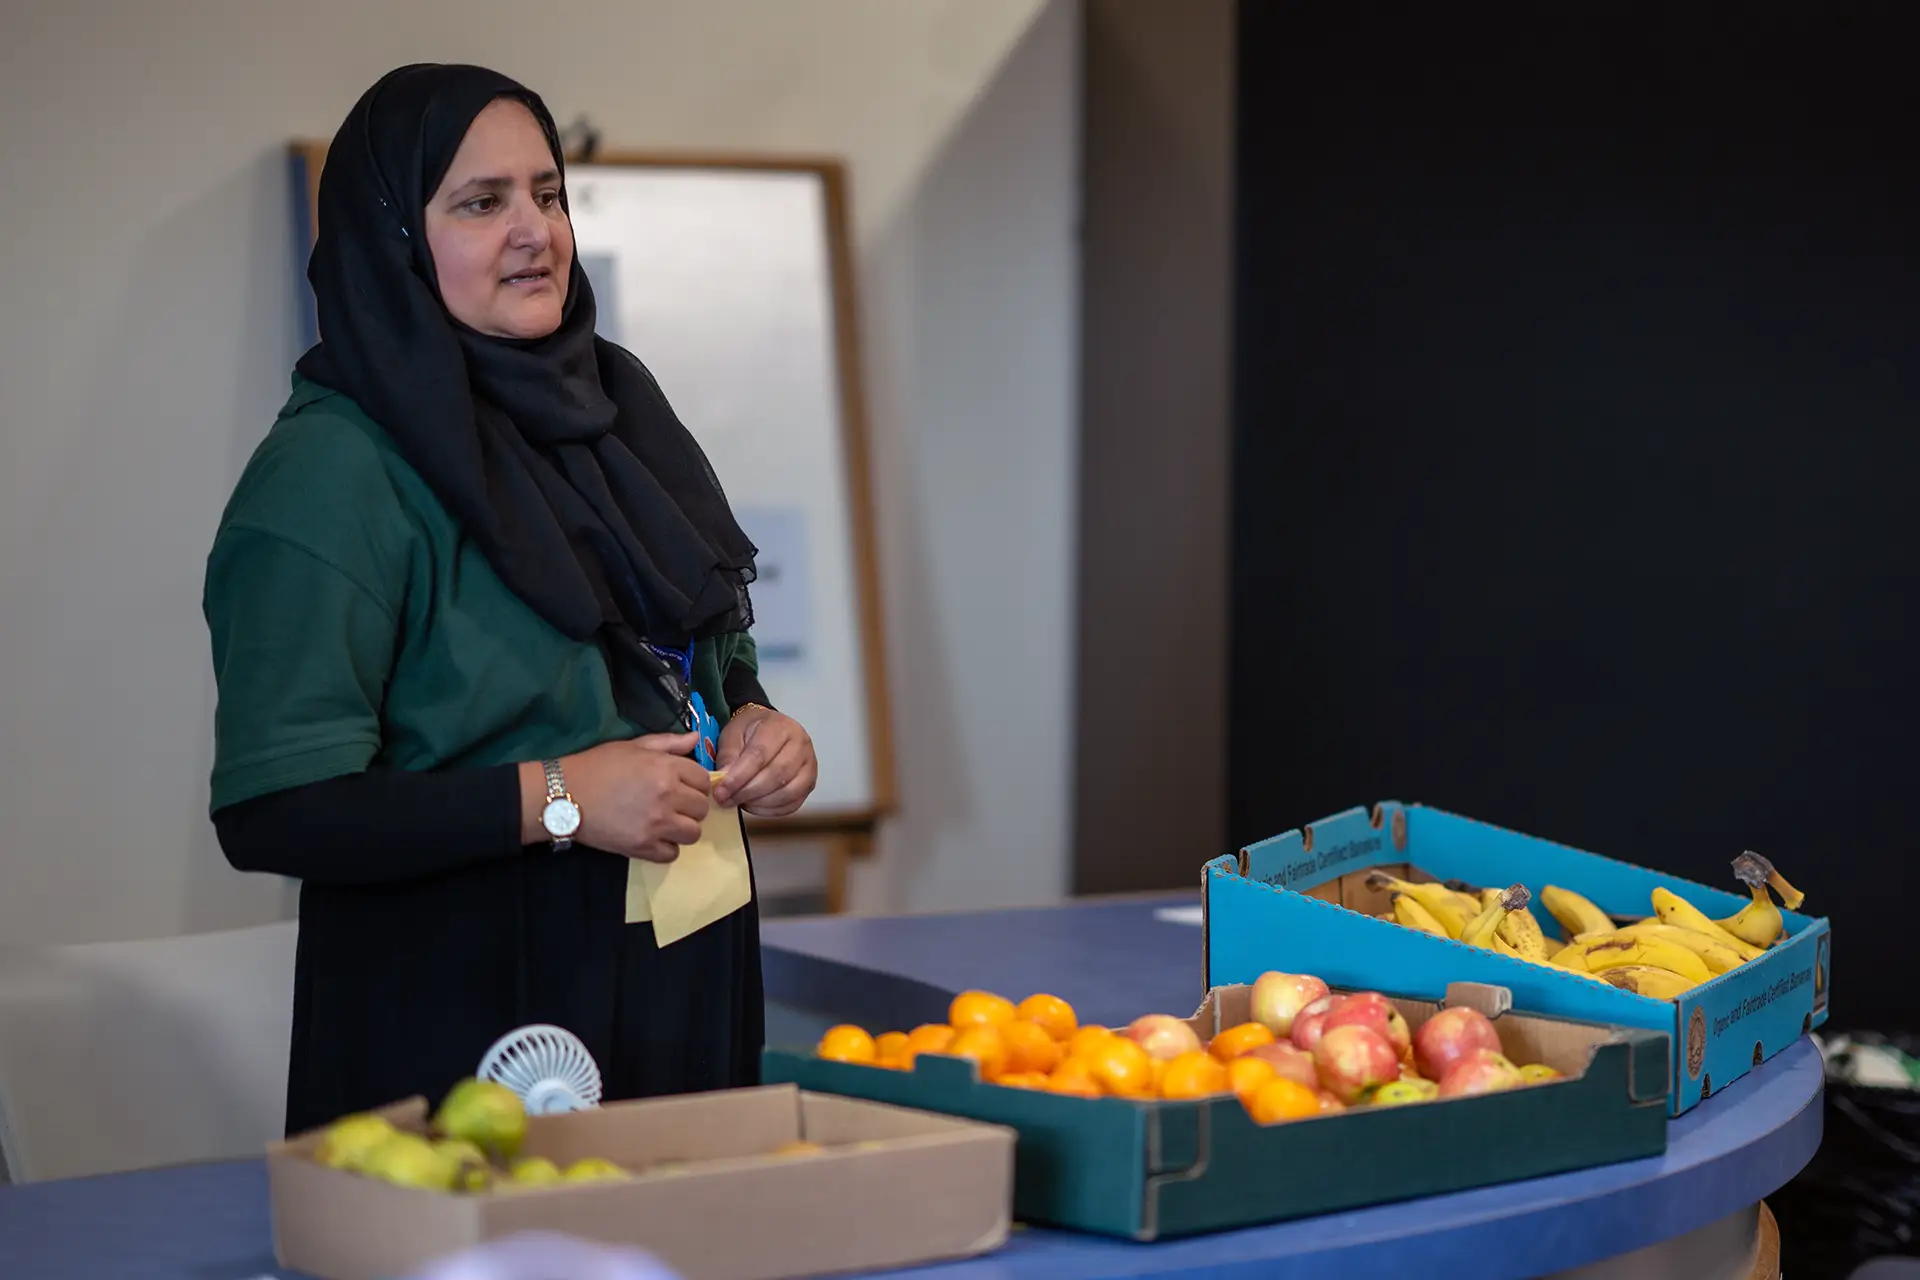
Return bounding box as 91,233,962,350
520,733,711,862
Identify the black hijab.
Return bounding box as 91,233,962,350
296,63,756,732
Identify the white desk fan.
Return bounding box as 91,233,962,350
477,1024,604,1115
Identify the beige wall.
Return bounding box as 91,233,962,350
0,0,1079,943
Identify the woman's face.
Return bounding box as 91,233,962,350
424,98,573,340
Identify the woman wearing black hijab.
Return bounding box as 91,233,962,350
203,64,817,1135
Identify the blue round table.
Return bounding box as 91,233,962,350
0,895,1821,1279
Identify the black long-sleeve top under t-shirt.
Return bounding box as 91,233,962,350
212,665,770,882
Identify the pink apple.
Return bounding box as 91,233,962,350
1244,1041,1320,1091
1437,1048,1524,1099
1249,971,1331,1037
1289,995,1339,1052
1124,1014,1204,1062
1314,1090,1347,1114
1321,992,1412,1061
1311,1025,1401,1104
1413,1006,1504,1083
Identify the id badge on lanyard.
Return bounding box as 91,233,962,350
646,640,717,769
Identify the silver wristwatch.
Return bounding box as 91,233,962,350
539,758,582,852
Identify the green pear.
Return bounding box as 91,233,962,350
432,1078,528,1162
359,1132,458,1191
561,1156,632,1182
508,1155,563,1186
1368,1078,1440,1107
434,1138,495,1192
313,1113,396,1171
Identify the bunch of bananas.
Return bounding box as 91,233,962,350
1364,852,1805,1003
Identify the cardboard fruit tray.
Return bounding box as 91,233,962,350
1204,799,1831,1114
764,980,1667,1240
266,1084,1015,1280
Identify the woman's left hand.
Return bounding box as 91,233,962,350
713,706,817,817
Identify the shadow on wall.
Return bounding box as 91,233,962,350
853,0,1078,914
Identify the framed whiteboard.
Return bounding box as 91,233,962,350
290,144,897,832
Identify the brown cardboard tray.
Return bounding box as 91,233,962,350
267,1083,1015,1280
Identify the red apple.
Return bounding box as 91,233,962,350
1244,1041,1320,1091
1124,1015,1204,1062
1413,1006,1504,1083
1249,971,1331,1037
1289,995,1339,1052
1437,1048,1524,1098
1311,1025,1401,1104
1315,1090,1347,1114
1322,992,1412,1061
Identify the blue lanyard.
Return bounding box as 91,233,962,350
644,639,695,689
645,640,715,769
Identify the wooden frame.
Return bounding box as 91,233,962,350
290,141,897,911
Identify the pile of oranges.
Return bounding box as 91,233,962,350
812,990,1328,1126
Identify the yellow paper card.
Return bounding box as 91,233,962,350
624,773,754,945
624,856,653,924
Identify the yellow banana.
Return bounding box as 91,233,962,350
1549,940,1592,970
1365,873,1470,938
1390,892,1451,938
1650,886,1760,954
1540,884,1614,940
1739,850,1804,911
1464,883,1553,957
1607,921,1751,973
1497,904,1550,961
1461,885,1530,949
1420,880,1487,927
1490,933,1596,976
1716,884,1782,949
1482,932,1528,959
1447,880,1505,914
1714,853,1799,947
1439,878,1504,922
1591,919,1761,963
1597,965,1696,1000
1557,934,1712,984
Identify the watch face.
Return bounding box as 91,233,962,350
542,797,582,838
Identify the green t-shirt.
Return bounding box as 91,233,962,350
203,375,756,814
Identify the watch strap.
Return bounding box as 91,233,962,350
540,759,574,852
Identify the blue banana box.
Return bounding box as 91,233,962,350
1202,800,1831,1115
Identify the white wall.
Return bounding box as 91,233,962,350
0,0,1079,943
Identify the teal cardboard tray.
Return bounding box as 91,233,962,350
763,981,1668,1240
1203,800,1832,1115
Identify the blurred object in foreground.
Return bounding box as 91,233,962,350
1774,1033,1920,1279
408,1230,682,1280
1822,1033,1920,1090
